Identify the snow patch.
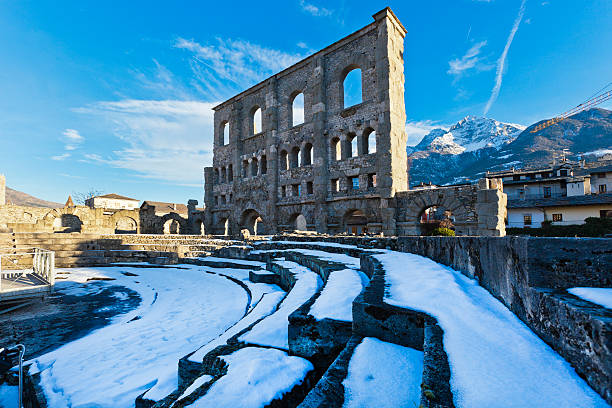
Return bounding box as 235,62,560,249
187,347,313,408
568,287,612,309
309,269,369,321
343,337,423,408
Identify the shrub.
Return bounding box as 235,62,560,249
429,227,455,236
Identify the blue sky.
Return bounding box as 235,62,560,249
1,0,611,204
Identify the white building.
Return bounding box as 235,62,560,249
488,162,612,228
85,194,140,211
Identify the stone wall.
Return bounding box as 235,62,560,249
0,203,204,235
205,8,410,236
0,174,5,206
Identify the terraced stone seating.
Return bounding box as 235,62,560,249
136,238,609,408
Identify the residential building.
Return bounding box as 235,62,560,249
85,194,140,211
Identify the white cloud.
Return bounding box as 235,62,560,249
447,41,492,77
51,153,71,161
405,120,449,146
76,99,216,184
299,0,332,17
63,128,83,142
484,0,527,115
175,37,303,100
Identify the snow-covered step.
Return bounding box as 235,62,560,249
185,347,314,408
373,251,609,408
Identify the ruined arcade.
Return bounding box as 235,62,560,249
204,8,505,237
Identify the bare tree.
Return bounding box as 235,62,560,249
72,188,104,206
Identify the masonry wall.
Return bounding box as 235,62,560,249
205,8,409,236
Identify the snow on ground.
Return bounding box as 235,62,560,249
186,347,313,408
251,248,362,269
342,337,423,408
239,260,322,349
0,384,18,408
309,268,368,321
197,257,265,267
188,291,286,363
29,265,249,408
567,287,612,309
199,266,282,310
377,251,608,408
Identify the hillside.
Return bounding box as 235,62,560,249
409,108,612,186
5,187,63,208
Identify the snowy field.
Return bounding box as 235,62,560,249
26,265,252,407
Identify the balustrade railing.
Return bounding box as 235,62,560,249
0,247,55,292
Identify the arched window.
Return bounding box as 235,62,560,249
280,150,289,171
214,168,219,184
365,130,376,154
291,92,304,126
348,134,358,158
251,158,258,177
331,138,341,161
252,107,262,134
260,156,267,174
221,167,227,183
303,143,313,166
221,121,229,145
343,68,362,108
242,160,248,178
228,164,233,182
291,146,301,168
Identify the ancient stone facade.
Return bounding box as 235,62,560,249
204,8,507,237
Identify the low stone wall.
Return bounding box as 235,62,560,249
275,233,612,404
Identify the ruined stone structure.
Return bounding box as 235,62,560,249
204,8,506,237
0,174,5,206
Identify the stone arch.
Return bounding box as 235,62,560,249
220,120,229,145
331,137,341,161
160,213,187,235
363,128,376,154
251,157,259,176
195,219,205,235
401,189,472,235
290,146,301,168
53,214,83,233
341,65,363,108
344,209,368,235
240,209,267,235
289,213,308,231
303,143,313,166
280,150,289,171
260,155,267,174
115,216,137,234
251,106,262,134
290,91,304,126
346,132,358,158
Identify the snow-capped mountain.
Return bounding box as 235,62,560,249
412,116,525,155
408,109,612,187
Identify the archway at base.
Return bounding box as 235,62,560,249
241,209,267,235
163,219,180,234
115,217,137,234
344,209,367,235
195,219,205,235
53,214,83,233
419,205,454,235
290,213,308,231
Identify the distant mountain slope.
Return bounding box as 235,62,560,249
409,108,612,186
5,187,63,208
